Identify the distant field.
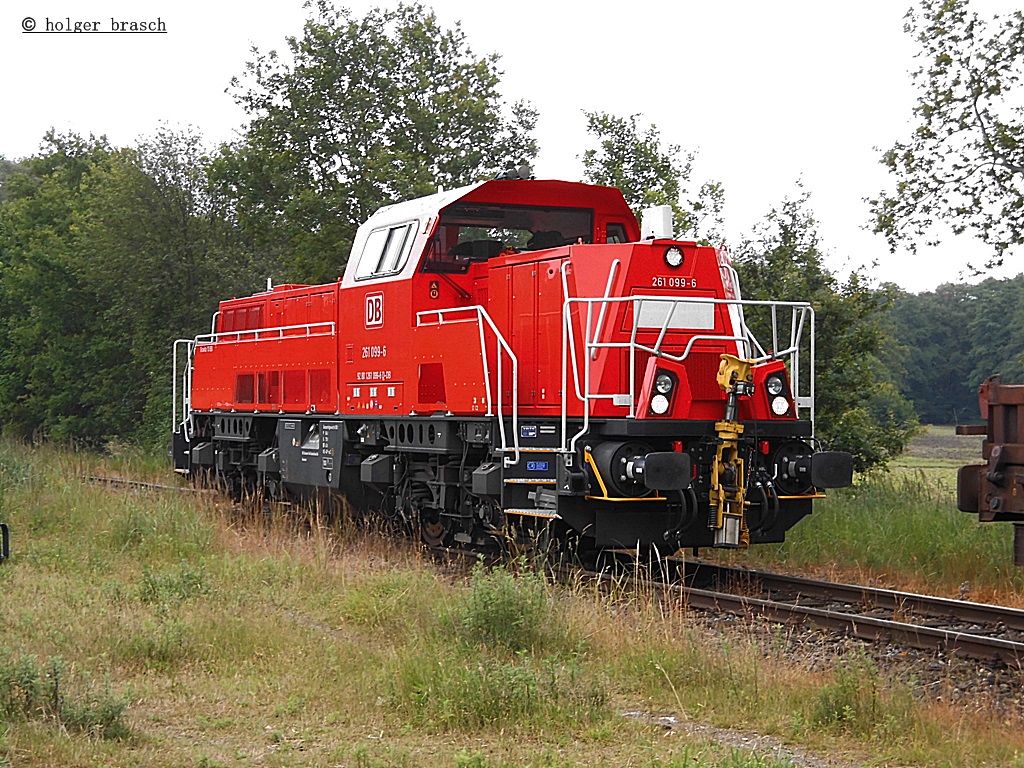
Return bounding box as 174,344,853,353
900,424,982,465
890,424,983,493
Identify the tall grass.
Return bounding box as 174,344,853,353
0,649,130,739
742,471,1024,598
385,561,604,732
448,561,571,654
5,439,1024,766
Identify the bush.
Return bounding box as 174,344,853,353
449,562,568,654
0,649,129,739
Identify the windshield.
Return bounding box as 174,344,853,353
423,203,594,272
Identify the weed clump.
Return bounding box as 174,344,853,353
390,649,606,731
808,651,914,739
0,649,129,739
384,562,606,733
139,560,211,604
448,561,570,655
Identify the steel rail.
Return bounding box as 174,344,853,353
86,475,199,493
586,559,1024,665
676,583,1024,665
688,561,1024,633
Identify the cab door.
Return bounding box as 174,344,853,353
497,254,564,409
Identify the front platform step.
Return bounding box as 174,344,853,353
502,448,558,514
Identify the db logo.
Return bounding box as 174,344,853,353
365,292,384,328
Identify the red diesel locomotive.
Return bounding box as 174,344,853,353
172,177,852,552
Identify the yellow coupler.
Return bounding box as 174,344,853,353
711,354,754,548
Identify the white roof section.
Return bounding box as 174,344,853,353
361,180,488,231
340,180,489,287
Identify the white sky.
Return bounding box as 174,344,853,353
2,0,1021,293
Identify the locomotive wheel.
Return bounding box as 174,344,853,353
420,514,448,548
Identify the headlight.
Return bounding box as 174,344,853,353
664,246,683,268
654,373,674,395
766,374,785,396
651,394,670,415
771,396,790,416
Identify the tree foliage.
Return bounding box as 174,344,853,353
0,129,260,446
889,275,1024,424
75,127,269,445
734,192,918,471
0,132,116,442
581,112,724,244
217,1,538,284
871,0,1024,266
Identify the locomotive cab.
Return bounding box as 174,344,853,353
173,177,852,554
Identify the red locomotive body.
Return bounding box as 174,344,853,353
173,178,851,551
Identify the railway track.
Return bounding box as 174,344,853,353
86,475,197,493
84,474,1024,665
636,560,1024,665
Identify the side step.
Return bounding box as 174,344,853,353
503,508,560,520
502,448,558,517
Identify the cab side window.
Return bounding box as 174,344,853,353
354,221,417,280
606,223,628,244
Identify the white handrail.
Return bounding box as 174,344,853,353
172,338,195,437
560,294,816,453
589,259,620,361
416,306,520,467
196,321,336,345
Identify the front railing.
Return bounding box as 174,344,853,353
172,338,195,439
561,294,815,453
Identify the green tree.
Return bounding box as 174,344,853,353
0,131,116,442
871,0,1024,266
0,128,258,447
217,1,538,284
0,157,29,203
887,284,979,424
75,126,267,446
580,111,724,243
964,274,1024,385
735,192,918,471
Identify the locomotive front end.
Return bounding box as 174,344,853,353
546,228,853,552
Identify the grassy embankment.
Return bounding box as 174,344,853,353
739,425,1024,604
2,433,1024,767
